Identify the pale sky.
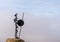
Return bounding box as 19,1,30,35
0,0,60,42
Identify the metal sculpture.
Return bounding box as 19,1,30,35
6,12,25,42
14,13,24,39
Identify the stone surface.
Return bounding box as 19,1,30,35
6,38,25,42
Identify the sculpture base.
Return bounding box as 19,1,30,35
6,38,25,42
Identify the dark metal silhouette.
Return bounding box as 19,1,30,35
14,13,24,39
17,19,24,26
